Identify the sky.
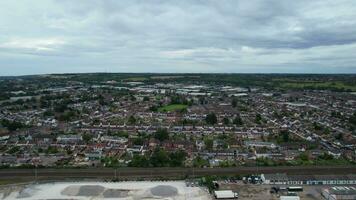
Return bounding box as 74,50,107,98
0,0,356,75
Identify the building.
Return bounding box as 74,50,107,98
56,135,82,143
261,173,356,185
322,186,356,200
261,173,288,184
100,136,128,144
214,190,238,199
245,141,277,149
280,196,300,200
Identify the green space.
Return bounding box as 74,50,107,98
158,104,188,112
279,81,356,91
124,77,148,81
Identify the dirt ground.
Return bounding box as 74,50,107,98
218,181,338,200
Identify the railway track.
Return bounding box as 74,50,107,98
0,166,354,180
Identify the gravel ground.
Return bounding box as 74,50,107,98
102,189,129,198
150,185,178,197
77,185,105,196
0,181,211,200
61,185,80,196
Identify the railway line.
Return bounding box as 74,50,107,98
0,166,354,180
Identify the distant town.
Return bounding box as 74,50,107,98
0,73,356,199
0,73,355,169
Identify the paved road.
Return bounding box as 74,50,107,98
0,166,355,180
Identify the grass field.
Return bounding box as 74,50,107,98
124,77,148,81
279,81,356,91
158,104,188,112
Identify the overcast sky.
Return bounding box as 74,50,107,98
1,0,356,75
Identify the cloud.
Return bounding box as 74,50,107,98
0,38,66,52
0,0,355,75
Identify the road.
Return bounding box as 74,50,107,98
0,166,355,180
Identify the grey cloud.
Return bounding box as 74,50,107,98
0,0,356,75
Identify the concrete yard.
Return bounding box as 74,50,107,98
0,181,211,200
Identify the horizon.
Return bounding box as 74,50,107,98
1,71,356,78
1,1,356,75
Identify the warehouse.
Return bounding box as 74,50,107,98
322,186,356,200
261,174,356,185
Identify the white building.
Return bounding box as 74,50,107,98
214,190,238,199
322,186,356,200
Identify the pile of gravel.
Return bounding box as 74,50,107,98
77,185,105,196
150,185,178,197
61,185,80,196
102,189,129,198
17,187,37,198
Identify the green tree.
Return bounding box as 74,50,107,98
223,117,230,125
233,116,243,126
128,115,137,125
299,152,309,161
0,119,26,131
282,130,289,142
169,150,187,167
150,148,169,167
129,155,149,167
193,156,209,167
205,113,217,125
82,133,93,143
154,128,169,142
204,138,213,151
231,98,238,108
255,114,262,123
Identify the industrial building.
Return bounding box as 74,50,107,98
322,186,356,200
280,196,300,200
214,190,238,199
261,173,356,185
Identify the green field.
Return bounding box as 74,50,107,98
279,81,356,91
158,104,188,112
124,77,148,81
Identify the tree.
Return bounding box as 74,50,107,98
231,98,238,108
133,137,144,145
193,156,209,168
299,152,309,161
82,133,93,143
169,150,187,167
154,128,169,142
128,115,136,125
313,122,322,131
282,130,289,143
149,105,158,112
0,119,26,131
150,148,169,167
223,117,230,125
233,116,243,126
54,103,67,113
255,114,262,123
204,138,213,151
129,155,149,167
205,113,217,125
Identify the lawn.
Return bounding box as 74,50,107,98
158,104,188,112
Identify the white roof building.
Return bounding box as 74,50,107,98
214,190,238,199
